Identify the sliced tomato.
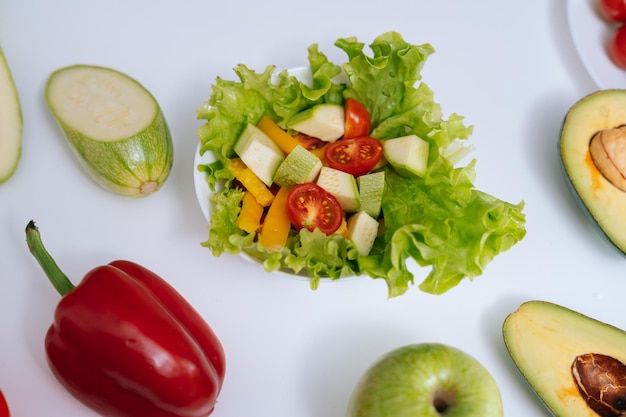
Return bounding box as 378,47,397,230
344,98,371,139
324,136,383,177
286,183,344,235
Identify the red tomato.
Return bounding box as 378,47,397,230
344,98,371,139
286,183,343,235
293,132,326,150
609,24,626,69
324,136,383,177
0,390,9,417
600,0,626,22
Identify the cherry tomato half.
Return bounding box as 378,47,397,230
344,98,371,139
609,24,626,69
0,390,9,417
600,0,626,22
324,136,383,177
286,183,344,235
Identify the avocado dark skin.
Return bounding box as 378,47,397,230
503,301,626,417
560,89,626,256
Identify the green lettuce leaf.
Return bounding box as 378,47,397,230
379,164,526,295
196,31,526,297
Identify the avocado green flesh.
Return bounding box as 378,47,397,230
560,90,626,255
503,300,626,417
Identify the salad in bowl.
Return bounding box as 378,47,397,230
195,31,526,297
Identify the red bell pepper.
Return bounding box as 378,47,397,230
0,390,10,417
25,221,226,417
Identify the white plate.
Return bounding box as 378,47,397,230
567,0,626,89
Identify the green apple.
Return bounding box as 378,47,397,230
0,45,22,184
347,343,503,417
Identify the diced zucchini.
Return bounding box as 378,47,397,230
358,171,385,218
316,166,360,212
383,134,430,177
273,145,322,188
287,103,345,142
346,211,379,256
234,123,285,186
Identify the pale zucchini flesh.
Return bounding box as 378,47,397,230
46,65,173,197
383,134,429,177
234,123,285,186
346,211,379,256
46,65,157,141
316,166,360,212
0,46,22,183
287,103,345,142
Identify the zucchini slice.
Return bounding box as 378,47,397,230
0,46,22,183
46,64,173,197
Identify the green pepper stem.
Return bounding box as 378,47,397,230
26,221,75,296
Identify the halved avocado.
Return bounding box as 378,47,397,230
503,300,626,417
560,89,626,255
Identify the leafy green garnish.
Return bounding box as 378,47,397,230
197,31,526,297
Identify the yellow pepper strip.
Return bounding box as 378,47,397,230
257,116,300,154
236,191,264,233
260,186,292,251
227,158,274,207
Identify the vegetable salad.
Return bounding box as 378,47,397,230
196,31,526,297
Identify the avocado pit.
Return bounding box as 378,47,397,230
589,126,626,192
571,353,626,417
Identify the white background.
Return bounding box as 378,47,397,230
0,0,620,416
